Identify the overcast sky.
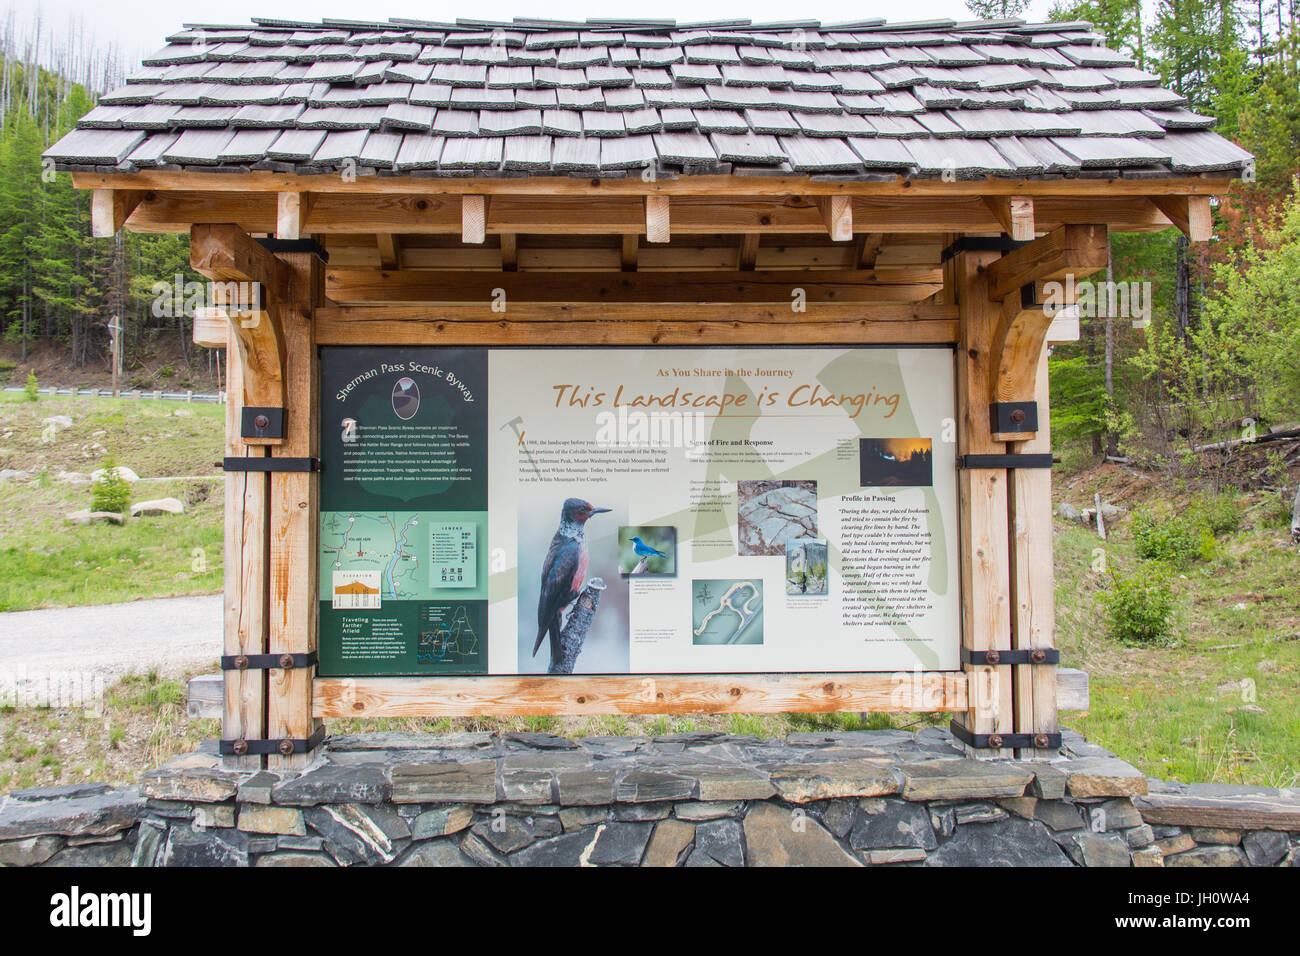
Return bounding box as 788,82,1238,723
16,0,1064,64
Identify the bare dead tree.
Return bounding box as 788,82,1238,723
548,578,607,675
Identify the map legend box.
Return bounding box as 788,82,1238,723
429,522,476,589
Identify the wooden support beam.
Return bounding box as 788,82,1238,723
989,293,1053,412
192,307,228,349
1150,195,1212,242
1009,347,1058,756
645,195,670,243
314,672,968,718
221,331,268,769
983,195,1035,241
275,192,311,239
266,249,323,771
950,247,1015,758
739,233,760,270
817,195,853,242
856,232,883,269
315,304,959,346
323,268,942,306
375,232,399,270
73,169,1236,198
983,223,1109,301
500,232,518,271
90,188,144,237
190,224,292,423
462,194,488,243
620,234,639,271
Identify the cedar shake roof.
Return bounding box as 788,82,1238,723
44,16,1254,181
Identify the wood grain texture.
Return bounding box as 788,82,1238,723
984,223,1109,301
79,168,1234,198
323,268,942,305
817,195,853,241
462,194,488,244
1010,348,1058,756
983,195,1035,241
313,673,969,718
91,188,143,237
1150,194,1212,242
266,251,323,771
276,191,310,240
989,294,1053,406
222,332,268,770
645,195,670,243
951,249,1015,757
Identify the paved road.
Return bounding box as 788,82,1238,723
0,594,222,683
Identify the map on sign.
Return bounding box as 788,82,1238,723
321,511,431,601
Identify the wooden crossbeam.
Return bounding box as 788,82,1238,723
739,233,760,270
90,188,145,237
645,195,670,242
314,672,968,718
983,195,1035,241
73,169,1235,198
817,195,853,241
462,194,488,243
122,190,1177,236
314,304,959,346
1150,195,1212,241
323,268,942,305
856,233,883,269
983,223,1109,300
190,224,292,421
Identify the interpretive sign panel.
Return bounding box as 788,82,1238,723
319,346,959,677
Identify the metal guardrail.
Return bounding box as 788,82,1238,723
3,386,225,403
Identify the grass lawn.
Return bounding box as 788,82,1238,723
0,393,225,610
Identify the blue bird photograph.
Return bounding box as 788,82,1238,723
618,526,677,577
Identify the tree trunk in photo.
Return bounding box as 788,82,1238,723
549,578,607,675
1292,484,1300,544
1174,234,1191,340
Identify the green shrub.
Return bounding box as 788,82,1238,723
0,358,16,373
23,370,38,401
91,456,132,515
1102,561,1176,645
1189,492,1244,536
1130,509,1202,567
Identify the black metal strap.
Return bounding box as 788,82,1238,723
940,234,1031,263
221,652,318,671
221,456,320,472
959,453,1054,470
219,725,326,758
253,237,329,262
950,721,1061,751
962,647,1060,666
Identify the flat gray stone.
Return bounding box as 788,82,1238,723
900,760,1033,802
1243,830,1289,867
255,852,336,867
162,826,249,867
512,827,602,867
391,760,497,804
1034,800,1084,832
131,822,165,867
142,753,241,803
644,819,694,867
305,804,409,865
1063,831,1130,867
411,805,475,840
9,783,113,802
555,768,618,806
588,822,655,865
272,764,390,806
926,818,1073,867
769,761,898,803
615,770,695,803
743,803,861,867
1166,845,1247,867
0,786,143,839
1059,757,1148,798
399,838,477,866
504,732,579,750
692,818,744,867
675,801,743,822
47,839,135,867
237,772,287,805
0,835,63,865
849,799,936,851
329,732,495,751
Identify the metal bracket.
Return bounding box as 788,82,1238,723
219,725,326,758
253,237,329,262
221,456,320,473
962,647,1060,666
959,453,1054,470
990,401,1039,435
221,652,318,671
940,234,1031,264
949,721,1061,751
241,406,284,440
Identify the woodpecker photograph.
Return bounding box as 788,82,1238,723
517,493,629,674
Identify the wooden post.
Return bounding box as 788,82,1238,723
1009,348,1058,757
950,248,1015,758
222,330,269,770
266,249,324,770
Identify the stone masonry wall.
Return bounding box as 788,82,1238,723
1,729,1297,867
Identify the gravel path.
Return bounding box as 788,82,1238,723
0,594,222,684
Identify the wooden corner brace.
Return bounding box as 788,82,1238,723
91,189,146,238
190,224,291,438
1149,195,1212,242
983,224,1109,426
